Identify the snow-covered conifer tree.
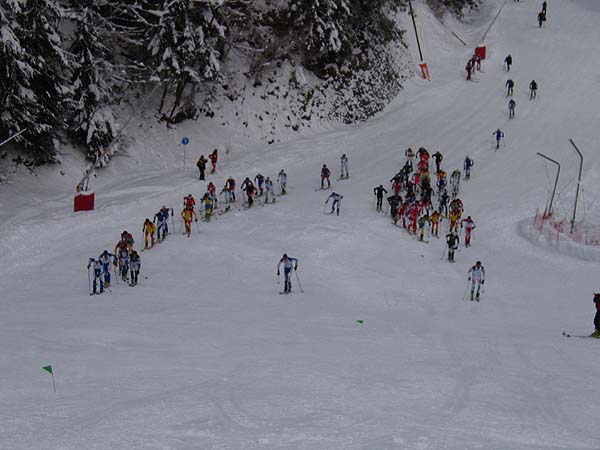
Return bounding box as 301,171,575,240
149,0,224,123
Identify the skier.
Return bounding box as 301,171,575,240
418,213,430,241
278,169,287,195
264,177,275,204
505,79,514,97
374,185,388,212
340,154,349,179
417,147,430,163
508,98,516,119
432,151,443,173
98,250,116,288
154,206,173,241
226,177,236,202
538,10,546,27
142,218,156,249
120,230,134,250
450,169,461,197
529,80,538,99
207,181,217,198
181,206,198,238
196,155,207,180
116,242,130,282
241,177,256,207
446,231,460,262
460,216,477,247
430,210,441,237
129,250,141,286
466,60,473,81
87,258,104,295
183,194,196,211
254,173,265,196
493,128,504,149
438,189,450,216
209,149,218,174
405,147,415,163
201,192,215,222
592,293,600,338
467,261,485,301
504,54,512,71
325,192,343,216
408,203,420,235
277,253,298,294
219,185,232,213
449,209,462,233
464,157,474,180
436,173,447,194
321,164,331,189
387,194,402,224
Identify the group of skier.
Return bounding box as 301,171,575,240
376,147,477,264
86,153,290,293
87,229,143,295
196,149,219,181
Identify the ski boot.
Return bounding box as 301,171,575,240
591,330,600,338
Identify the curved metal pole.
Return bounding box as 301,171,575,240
568,139,583,234
536,152,560,216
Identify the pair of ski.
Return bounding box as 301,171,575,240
562,331,600,339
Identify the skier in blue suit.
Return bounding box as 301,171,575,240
277,253,299,294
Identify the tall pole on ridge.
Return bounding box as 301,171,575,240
536,153,560,216
568,139,583,234
408,0,424,62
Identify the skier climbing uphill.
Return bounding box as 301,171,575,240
181,206,198,237
374,185,388,212
325,192,343,216
321,164,331,189
446,231,459,262
461,216,477,247
87,257,104,295
277,253,299,294
468,261,485,301
592,293,600,337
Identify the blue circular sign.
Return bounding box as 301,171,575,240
181,137,190,145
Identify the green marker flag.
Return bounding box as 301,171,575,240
356,320,364,324
43,365,56,392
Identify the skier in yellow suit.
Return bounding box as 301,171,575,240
181,207,198,237
142,218,156,249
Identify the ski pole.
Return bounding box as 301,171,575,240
440,246,447,261
277,272,280,285
195,220,200,233
87,266,91,294
113,264,119,285
463,278,471,301
294,270,304,293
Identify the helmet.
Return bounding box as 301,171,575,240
103,250,108,255
282,253,288,258
476,261,481,265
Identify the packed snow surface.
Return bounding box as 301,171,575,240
2,1,600,449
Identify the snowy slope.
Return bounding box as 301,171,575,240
2,1,600,450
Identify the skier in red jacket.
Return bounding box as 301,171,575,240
460,216,477,247
209,149,218,174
